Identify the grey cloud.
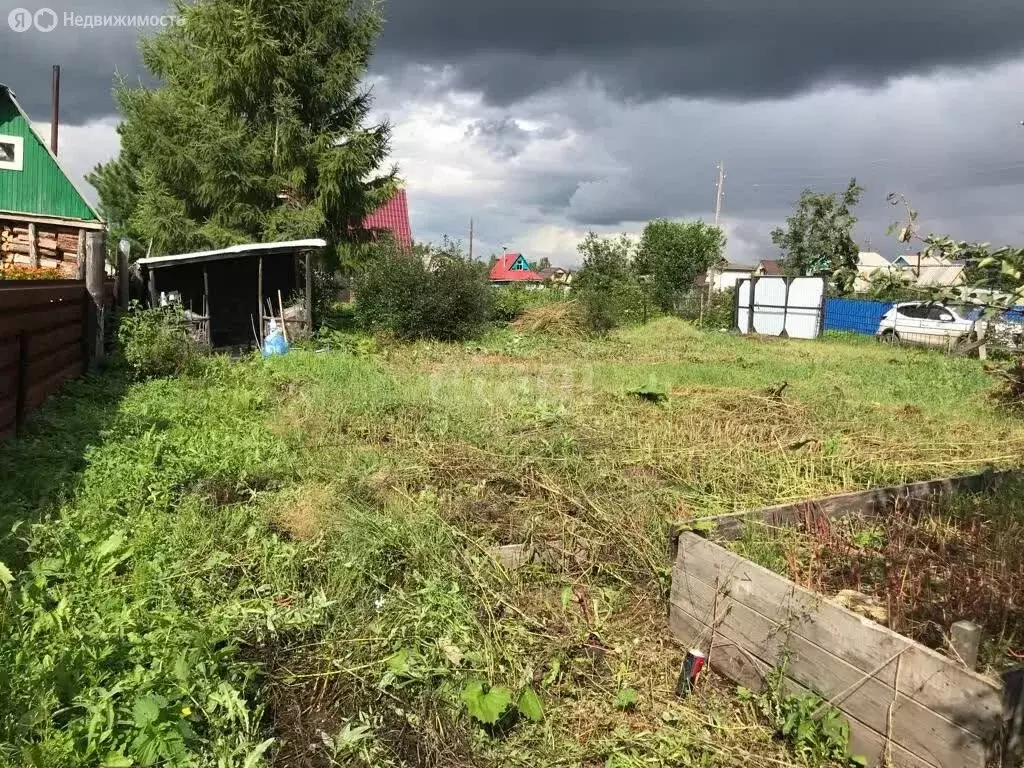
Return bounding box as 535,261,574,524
376,0,1024,105
464,116,530,159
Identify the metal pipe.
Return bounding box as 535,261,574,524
50,65,60,155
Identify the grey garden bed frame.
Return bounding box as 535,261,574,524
668,469,1022,768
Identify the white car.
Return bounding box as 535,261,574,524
876,302,985,348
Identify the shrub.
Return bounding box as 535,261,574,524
573,233,649,333
698,287,736,330
117,304,202,378
355,244,491,341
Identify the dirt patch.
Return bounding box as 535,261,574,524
273,483,338,540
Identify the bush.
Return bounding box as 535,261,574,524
117,304,202,378
573,233,650,333
355,244,491,341
698,287,736,330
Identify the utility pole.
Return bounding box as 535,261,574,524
469,218,474,260
714,162,725,228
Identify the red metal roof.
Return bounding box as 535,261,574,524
361,188,413,248
489,253,543,283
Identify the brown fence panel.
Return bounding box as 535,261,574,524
0,279,104,439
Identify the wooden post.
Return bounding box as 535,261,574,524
28,223,39,268
257,256,264,346
117,247,130,310
76,229,87,279
147,267,158,309
14,332,28,437
203,264,211,346
305,250,313,332
85,231,106,366
951,621,982,670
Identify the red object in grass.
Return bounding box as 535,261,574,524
489,253,543,283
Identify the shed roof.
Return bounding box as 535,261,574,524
138,238,327,268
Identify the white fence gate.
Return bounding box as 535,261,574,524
735,276,826,339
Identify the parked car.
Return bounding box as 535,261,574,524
876,301,984,348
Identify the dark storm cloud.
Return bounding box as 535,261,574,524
1,0,168,121
464,117,530,159
376,0,1024,105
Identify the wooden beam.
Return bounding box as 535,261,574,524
85,231,106,366
28,223,38,268
76,229,86,279
257,255,264,346
305,250,313,331
203,263,211,346
147,266,158,309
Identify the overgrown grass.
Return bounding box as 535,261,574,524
2,318,1021,767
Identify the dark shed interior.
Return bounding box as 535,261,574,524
140,242,321,349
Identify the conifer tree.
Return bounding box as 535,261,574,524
88,0,396,257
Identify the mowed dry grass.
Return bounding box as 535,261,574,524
252,318,1024,766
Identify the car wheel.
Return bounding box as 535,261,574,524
878,329,899,344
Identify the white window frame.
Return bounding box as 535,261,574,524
0,135,24,171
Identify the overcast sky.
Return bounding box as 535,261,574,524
3,0,1024,265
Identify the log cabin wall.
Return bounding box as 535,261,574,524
0,217,86,276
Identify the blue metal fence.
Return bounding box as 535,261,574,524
824,297,893,336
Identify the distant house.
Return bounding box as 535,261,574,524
709,262,757,292
539,265,573,287
360,188,413,249
854,250,966,291
755,259,783,276
489,253,544,286
0,82,105,275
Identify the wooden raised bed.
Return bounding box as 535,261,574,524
668,470,1021,768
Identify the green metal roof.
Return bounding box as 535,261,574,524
0,84,100,223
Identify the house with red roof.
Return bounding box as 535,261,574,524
360,188,413,248
489,253,544,286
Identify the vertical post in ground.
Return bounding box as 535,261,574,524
257,255,264,346
950,621,982,670
117,241,130,310
85,231,106,367
76,229,86,279
305,250,313,332
28,223,38,268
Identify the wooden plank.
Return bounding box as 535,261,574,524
0,283,85,310
0,303,85,339
23,359,82,412
669,603,940,768
675,534,1003,740
26,342,81,383
670,571,987,766
28,222,38,267
26,320,83,358
674,471,1013,544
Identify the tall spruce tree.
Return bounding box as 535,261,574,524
88,0,396,258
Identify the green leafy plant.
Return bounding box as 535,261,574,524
628,385,668,404
613,688,638,711
117,303,202,379
461,680,514,725
738,663,865,766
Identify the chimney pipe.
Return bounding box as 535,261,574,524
50,65,60,156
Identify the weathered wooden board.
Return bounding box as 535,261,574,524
669,602,939,768
673,471,1012,544
670,531,1004,768
0,302,84,339
671,558,987,765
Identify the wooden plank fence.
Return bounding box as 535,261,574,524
0,279,112,439
668,472,1022,768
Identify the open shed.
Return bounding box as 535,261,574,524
138,239,326,349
